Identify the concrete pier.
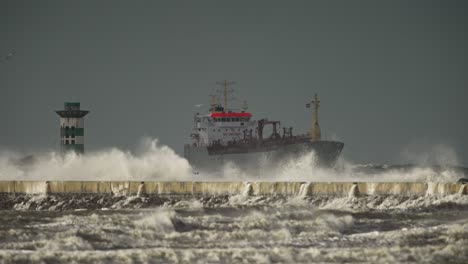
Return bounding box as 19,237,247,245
0,181,465,197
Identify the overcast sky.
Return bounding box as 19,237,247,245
1,0,467,166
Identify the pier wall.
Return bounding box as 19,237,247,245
0,181,466,196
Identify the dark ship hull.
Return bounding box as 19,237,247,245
184,140,344,174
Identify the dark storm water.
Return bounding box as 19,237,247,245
0,194,467,263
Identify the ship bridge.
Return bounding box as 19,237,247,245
210,112,252,122
191,109,257,147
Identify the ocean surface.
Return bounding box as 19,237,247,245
1,146,468,263
0,192,467,263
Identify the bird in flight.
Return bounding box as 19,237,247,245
2,48,15,62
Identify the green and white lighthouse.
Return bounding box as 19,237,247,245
55,102,89,154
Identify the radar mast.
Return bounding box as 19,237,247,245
216,80,235,111
306,94,321,141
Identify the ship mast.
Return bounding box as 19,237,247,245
216,80,234,111
209,95,217,112
311,94,321,141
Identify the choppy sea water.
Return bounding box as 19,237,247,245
0,193,467,263
2,149,468,263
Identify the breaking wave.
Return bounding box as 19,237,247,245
216,151,466,182
0,138,192,181
0,193,467,263
3,190,468,212
1,139,466,263
0,138,465,182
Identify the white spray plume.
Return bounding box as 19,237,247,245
0,139,463,182
400,143,460,167
213,150,463,182
0,138,192,181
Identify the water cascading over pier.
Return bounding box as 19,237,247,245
0,181,466,197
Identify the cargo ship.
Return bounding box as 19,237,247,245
184,81,344,174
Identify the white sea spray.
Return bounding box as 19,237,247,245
0,138,192,181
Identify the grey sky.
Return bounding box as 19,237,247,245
1,0,467,166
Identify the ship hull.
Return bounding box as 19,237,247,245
184,140,344,174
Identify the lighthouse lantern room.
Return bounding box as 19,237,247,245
55,102,89,154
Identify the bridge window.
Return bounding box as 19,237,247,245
222,118,226,122
65,140,69,145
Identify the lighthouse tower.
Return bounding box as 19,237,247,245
55,102,89,154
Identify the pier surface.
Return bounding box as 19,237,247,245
0,181,466,196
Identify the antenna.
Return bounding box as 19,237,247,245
215,80,235,110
